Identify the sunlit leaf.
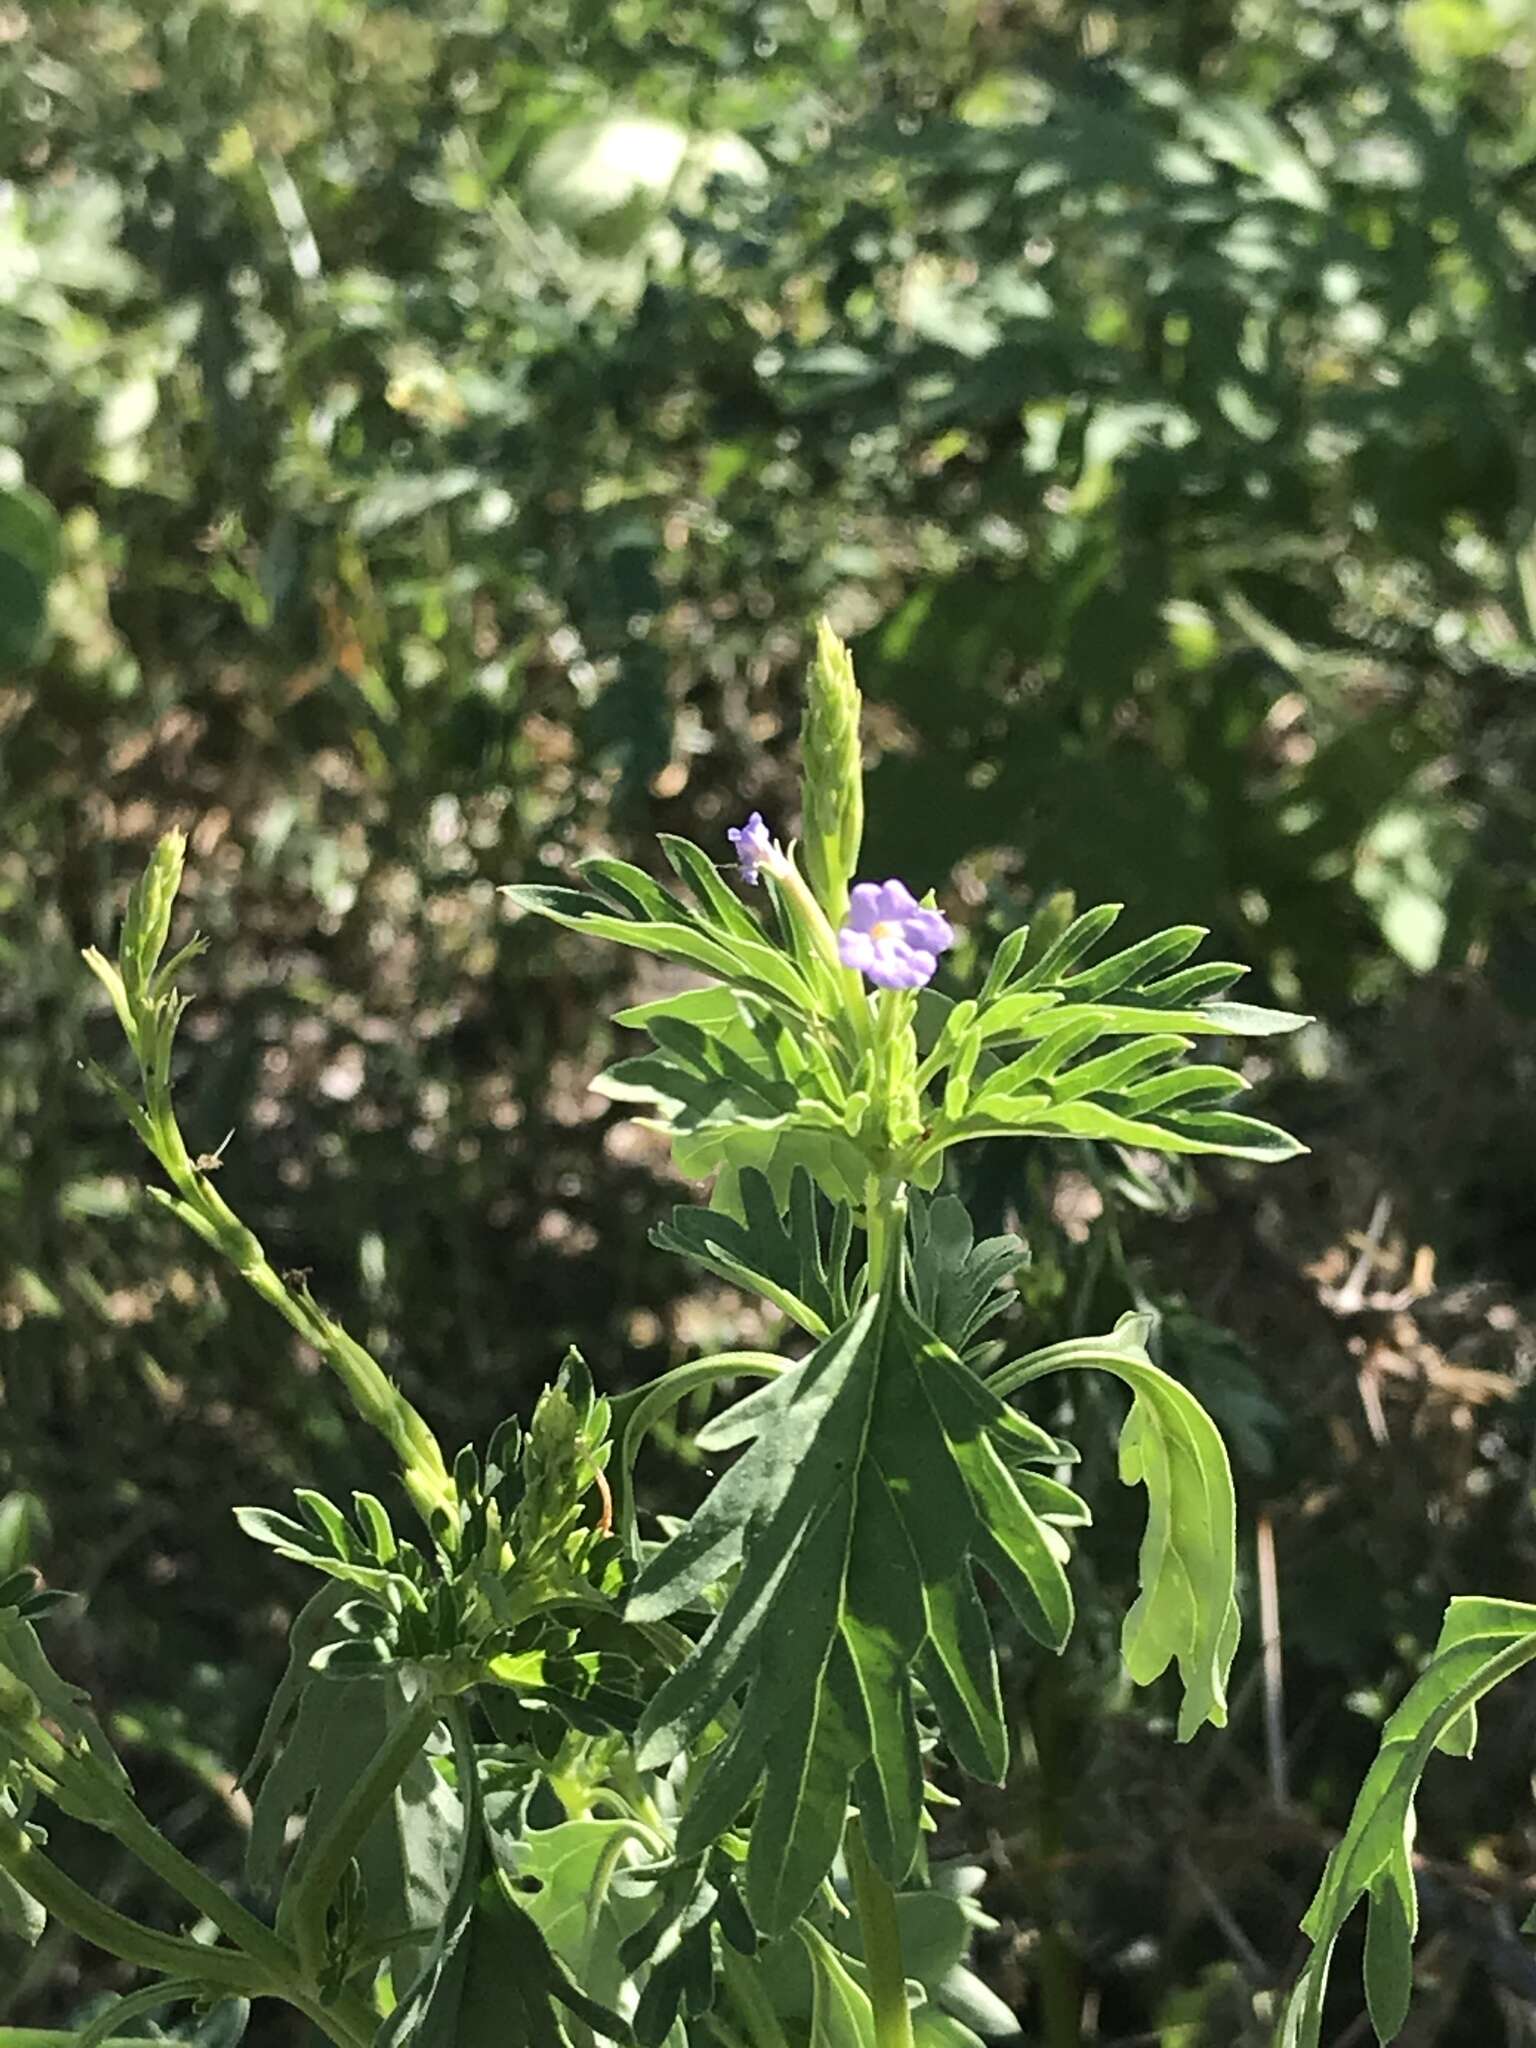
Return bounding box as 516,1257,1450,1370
990,1313,1239,1740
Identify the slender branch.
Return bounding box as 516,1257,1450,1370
0,1816,261,1991
85,889,455,1537
0,2035,180,2047
101,1798,295,1984
844,1817,914,2048
844,1164,915,2048
0,1813,373,2048
68,1976,211,2048
280,1690,443,1983
610,1351,787,1547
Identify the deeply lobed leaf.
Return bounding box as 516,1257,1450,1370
629,1294,1082,1935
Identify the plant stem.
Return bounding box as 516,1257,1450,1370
0,1813,374,2048
280,1690,443,1982
92,946,455,1534
720,1946,792,2048
0,1816,261,1991
847,1167,915,2048
282,1992,375,2048
0,2035,180,2046
102,1798,295,1983
844,1817,914,2048
863,1174,907,1301
610,1351,787,1549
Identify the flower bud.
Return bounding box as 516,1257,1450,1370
799,619,864,927
120,830,187,1002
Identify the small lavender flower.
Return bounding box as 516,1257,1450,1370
727,811,777,886
837,880,954,991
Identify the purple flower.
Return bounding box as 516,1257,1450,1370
838,880,955,991
727,812,777,886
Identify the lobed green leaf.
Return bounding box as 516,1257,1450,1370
1281,1597,1536,2048
632,1296,1080,1934
991,1313,1239,1741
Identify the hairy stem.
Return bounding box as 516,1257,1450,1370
844,1817,914,2048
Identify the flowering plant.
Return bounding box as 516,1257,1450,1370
3,622,1495,2048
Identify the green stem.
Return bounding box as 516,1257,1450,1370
720,1945,792,2048
0,2035,189,2047
863,1174,907,1302
610,1352,787,1549
0,1816,373,2048
844,1818,914,2048
280,1691,443,1983
0,1817,260,1990
68,1976,212,2048
846,1170,914,2048
285,1991,375,2048
102,1798,294,1984
118,1025,454,1534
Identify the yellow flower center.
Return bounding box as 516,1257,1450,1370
870,919,897,942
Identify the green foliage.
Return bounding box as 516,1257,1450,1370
8,2,1536,2042
1283,1598,1536,2048
631,1289,1083,1930
0,486,60,668
511,866,1308,1208
654,1166,854,1339
990,1314,1239,1742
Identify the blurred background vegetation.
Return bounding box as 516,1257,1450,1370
5,0,1536,2041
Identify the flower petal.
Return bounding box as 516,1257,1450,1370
727,812,775,885
847,883,884,933
874,878,919,921
902,906,954,953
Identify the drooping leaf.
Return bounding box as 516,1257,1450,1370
386,1870,633,2048
620,1850,755,2046
240,1580,351,1787
1281,1597,1536,2048
630,1295,1078,1934
391,1712,638,2048
990,1313,1238,1740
